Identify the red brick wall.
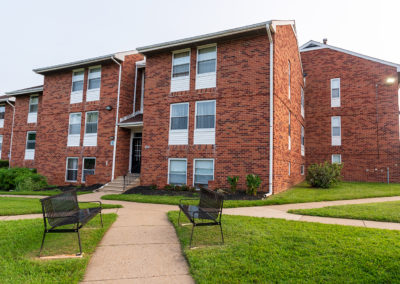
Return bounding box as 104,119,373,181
301,47,400,182
272,25,306,193
0,102,14,162
141,33,272,192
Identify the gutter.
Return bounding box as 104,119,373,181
5,100,15,168
111,57,123,181
266,24,274,196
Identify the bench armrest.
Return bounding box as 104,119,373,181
79,201,102,209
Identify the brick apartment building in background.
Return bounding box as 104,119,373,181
1,19,399,194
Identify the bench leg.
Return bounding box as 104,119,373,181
189,224,195,248
39,230,46,257
219,223,224,244
76,228,82,256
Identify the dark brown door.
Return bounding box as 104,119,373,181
131,133,142,173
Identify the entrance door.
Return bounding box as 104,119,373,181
131,133,142,173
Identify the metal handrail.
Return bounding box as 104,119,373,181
123,173,135,191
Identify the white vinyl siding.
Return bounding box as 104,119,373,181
332,154,342,164
27,95,39,123
196,45,217,89
68,113,81,147
194,100,216,145
87,66,101,101
71,69,84,104
0,105,5,128
288,61,291,99
83,111,98,146
301,87,305,118
168,159,187,185
331,78,340,107
0,135,3,159
169,103,189,145
288,112,291,150
24,131,36,160
301,125,305,156
331,116,341,146
171,50,190,92
82,157,96,182
66,157,78,182
193,159,214,188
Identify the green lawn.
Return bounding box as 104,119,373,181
0,197,122,216
289,200,400,223
169,211,400,283
102,181,400,207
0,214,116,284
0,190,93,196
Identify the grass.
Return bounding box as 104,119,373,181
289,200,400,223
0,196,122,216
0,214,116,284
102,181,400,207
169,211,400,283
0,190,93,196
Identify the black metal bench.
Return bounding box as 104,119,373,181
178,187,224,248
39,190,103,256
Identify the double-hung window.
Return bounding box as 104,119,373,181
83,111,98,146
82,157,96,182
301,87,305,118
288,112,291,150
300,165,305,175
24,131,36,160
288,61,291,99
331,78,340,107
194,159,214,188
332,154,342,164
194,100,216,145
171,50,190,92
28,95,39,123
288,162,291,176
0,135,3,159
331,116,341,146
0,105,5,128
71,69,84,104
196,45,217,89
87,66,101,101
66,157,78,182
168,159,187,185
68,113,81,146
301,125,305,156
169,103,189,145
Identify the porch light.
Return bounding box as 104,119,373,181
386,77,395,84
105,105,113,111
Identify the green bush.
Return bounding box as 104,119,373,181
227,176,239,193
306,161,343,188
246,174,261,196
0,167,48,191
0,160,9,168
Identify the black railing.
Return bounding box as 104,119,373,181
123,173,135,191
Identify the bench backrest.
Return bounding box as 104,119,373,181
199,187,224,220
40,190,79,227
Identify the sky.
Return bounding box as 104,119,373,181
0,0,399,94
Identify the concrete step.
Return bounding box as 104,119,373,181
98,174,140,193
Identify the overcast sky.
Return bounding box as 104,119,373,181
0,0,399,94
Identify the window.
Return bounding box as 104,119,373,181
66,157,78,182
288,162,291,176
301,165,305,175
331,78,340,107
288,61,291,99
0,135,3,159
82,158,96,182
169,103,189,145
87,66,101,101
301,87,305,118
288,111,291,150
331,116,341,146
168,159,187,185
71,69,84,104
28,95,39,123
68,113,81,147
194,159,214,188
194,100,216,144
0,105,5,128
84,111,98,146
171,50,190,92
301,125,305,156
24,131,36,160
196,45,217,89
332,154,342,164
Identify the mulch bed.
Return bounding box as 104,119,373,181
38,184,104,192
123,186,266,200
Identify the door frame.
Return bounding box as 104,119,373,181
129,130,142,174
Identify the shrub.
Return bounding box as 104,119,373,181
306,161,343,188
15,174,48,192
0,160,9,168
0,167,48,191
227,176,239,193
246,174,261,196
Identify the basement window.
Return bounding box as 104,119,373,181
194,159,214,188
82,158,96,182
66,157,78,182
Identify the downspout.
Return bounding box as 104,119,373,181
6,99,15,168
111,57,122,181
266,24,274,196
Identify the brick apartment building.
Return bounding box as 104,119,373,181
1,20,399,194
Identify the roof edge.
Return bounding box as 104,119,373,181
6,85,43,96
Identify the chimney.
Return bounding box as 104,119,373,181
323,38,328,44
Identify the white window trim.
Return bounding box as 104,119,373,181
28,95,39,113
68,112,81,147
171,48,191,93
332,154,342,164
66,157,79,182
0,104,5,128
301,125,305,156
193,158,215,187
331,78,341,108
71,68,84,104
0,135,3,159
195,43,217,89
288,111,291,150
194,100,216,131
24,131,36,160
300,165,305,175
288,162,291,176
288,61,291,99
169,102,189,131
86,65,101,102
82,157,96,183
167,158,187,185
331,116,341,146
83,111,99,146
301,87,305,118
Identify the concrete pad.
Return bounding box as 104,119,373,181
81,274,194,284
84,244,190,281
364,220,400,230
112,211,172,227
224,207,302,221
